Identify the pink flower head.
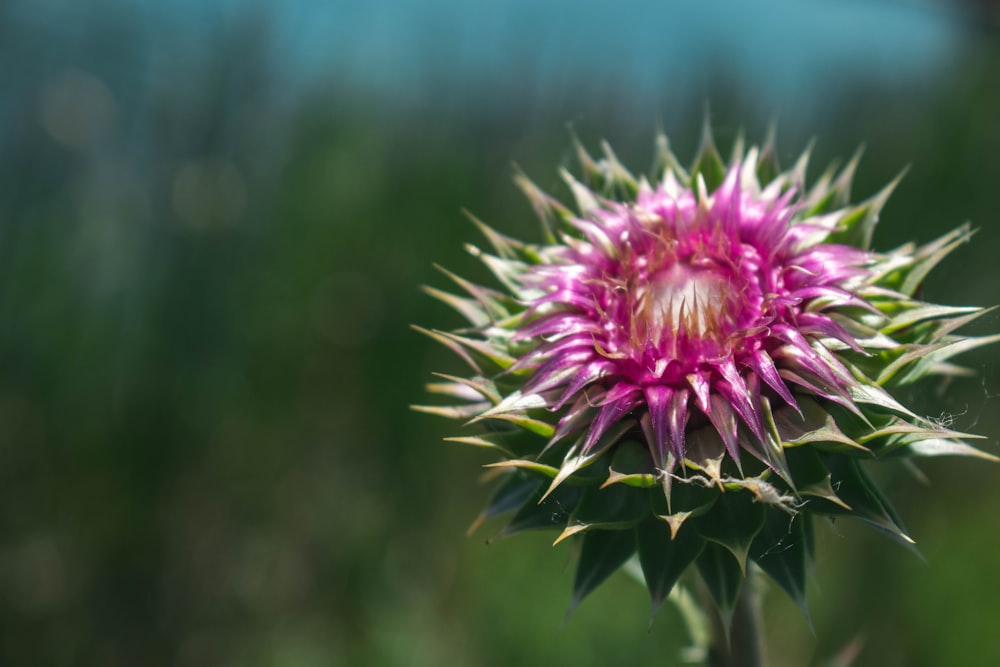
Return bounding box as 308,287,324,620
517,162,873,473
417,129,997,619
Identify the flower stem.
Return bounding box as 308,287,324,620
705,574,767,667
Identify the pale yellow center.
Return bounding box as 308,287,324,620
646,265,730,339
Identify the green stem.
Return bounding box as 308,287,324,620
705,575,767,667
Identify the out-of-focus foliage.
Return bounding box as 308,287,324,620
0,2,998,666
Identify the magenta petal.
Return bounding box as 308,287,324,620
511,312,600,342
525,288,598,314
580,383,641,453
707,394,740,462
548,390,605,450
791,285,880,314
508,334,594,372
715,357,766,442
687,372,711,413
795,312,865,353
771,324,846,388
643,385,674,467
550,360,615,411
667,388,690,459
778,368,861,416
522,349,593,394
747,351,799,413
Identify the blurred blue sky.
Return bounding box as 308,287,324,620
4,0,963,116
317,0,961,105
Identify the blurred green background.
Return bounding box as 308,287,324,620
1,1,999,665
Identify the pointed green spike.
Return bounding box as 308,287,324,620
691,117,727,192
484,459,560,479
556,483,649,543
888,438,999,462
512,166,571,243
756,120,780,185
728,127,746,166
603,440,658,488
830,166,907,250
636,518,706,621
490,484,583,542
432,372,501,404
443,436,516,458
750,511,812,624
785,446,850,509
652,130,688,184
600,139,639,199
830,145,865,208
900,223,973,297
696,542,744,640
566,528,637,617
559,167,601,215
468,473,543,535
569,128,605,187
693,491,766,574
420,285,491,327
813,455,920,555
464,209,524,260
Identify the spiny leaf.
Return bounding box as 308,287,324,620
847,378,920,420
466,244,532,297
693,491,766,573
484,459,560,479
602,440,658,489
468,473,543,535
690,117,726,192
569,129,605,187
410,401,490,420
785,446,850,509
814,455,918,553
559,167,601,216
652,131,688,184
900,223,972,297
539,422,635,501
829,145,865,209
893,334,1000,385
555,483,649,544
474,413,556,438
421,285,491,327
470,391,548,417
490,484,582,542
567,528,637,616
636,518,706,621
736,401,793,488
828,167,905,250
443,435,515,457
655,475,719,520
755,121,780,185
412,325,519,376
432,373,501,404
876,340,958,385
696,542,744,637
881,303,984,334
599,139,639,199
433,263,511,320
886,438,999,461
512,167,572,244
773,401,869,455
750,511,812,622
464,209,524,260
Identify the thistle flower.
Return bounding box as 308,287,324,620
415,127,998,625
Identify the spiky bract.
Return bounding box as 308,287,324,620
416,127,998,622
